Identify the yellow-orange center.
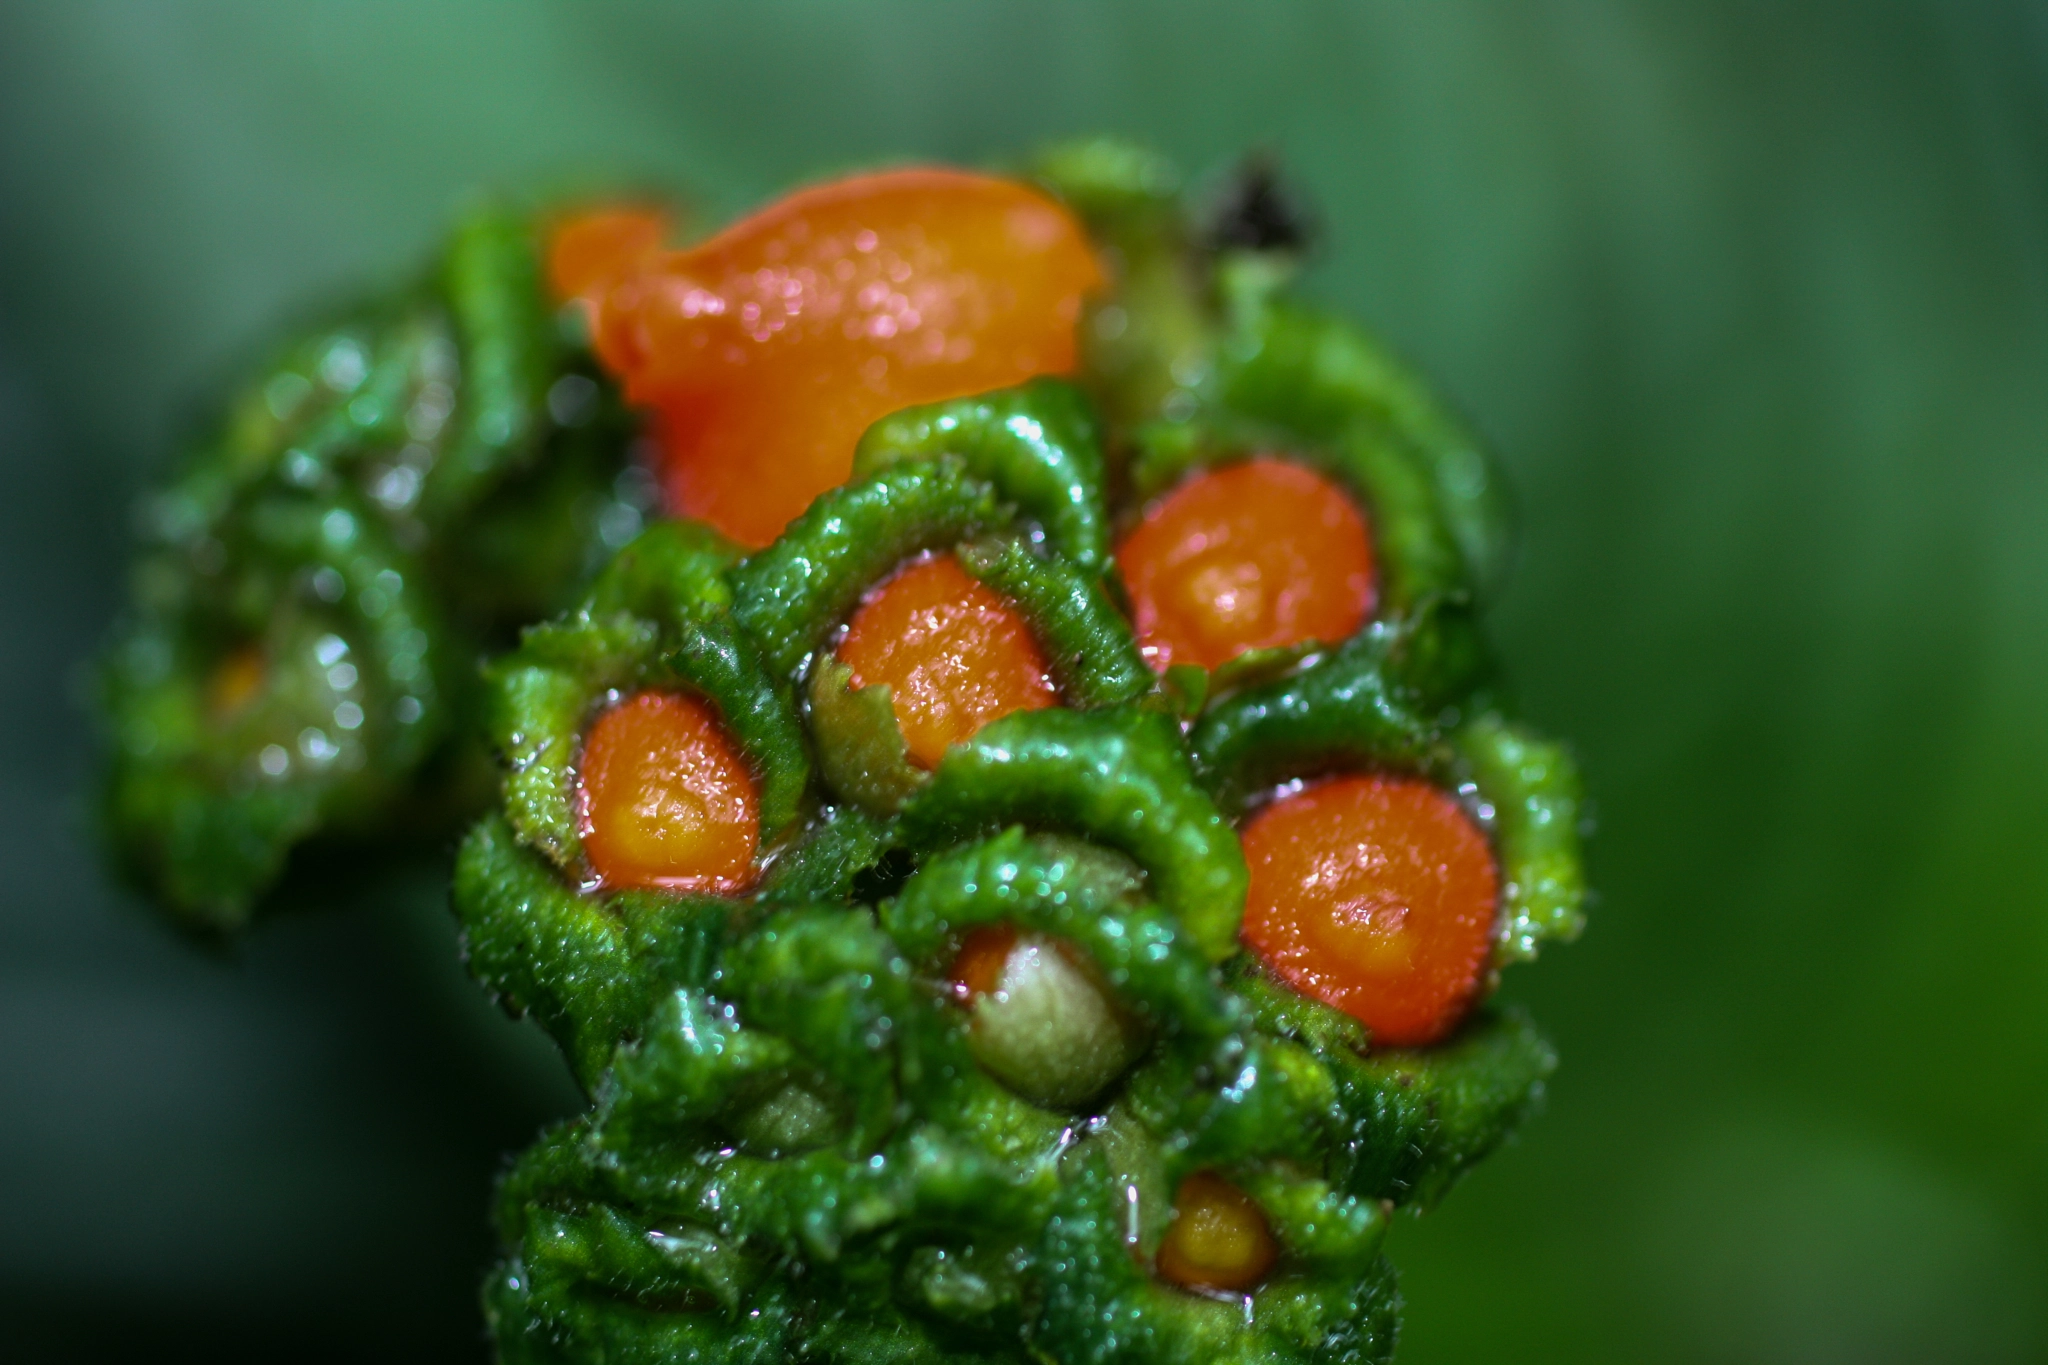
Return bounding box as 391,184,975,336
1115,458,1375,672
1155,1171,1279,1294
1239,774,1497,1047
835,554,1057,769
575,690,760,892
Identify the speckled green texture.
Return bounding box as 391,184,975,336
452,145,1587,1363
105,142,1588,1363
99,209,642,930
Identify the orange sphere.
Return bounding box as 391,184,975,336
1239,774,1497,1047
835,554,1057,769
575,690,760,892
1155,1171,1279,1294
560,170,1102,547
1115,458,1375,672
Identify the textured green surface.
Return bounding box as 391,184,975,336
96,211,639,930
441,140,1577,1362
8,5,2046,1364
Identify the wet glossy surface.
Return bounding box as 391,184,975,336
835,553,1057,768
1116,458,1374,671
1240,774,1496,1047
575,690,759,891
565,170,1101,546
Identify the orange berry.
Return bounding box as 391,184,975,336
835,554,1057,769
1156,1171,1279,1294
1115,458,1375,672
572,169,1102,547
575,690,760,892
1240,774,1497,1047
547,207,671,313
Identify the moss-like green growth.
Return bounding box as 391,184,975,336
103,140,1588,1364
448,143,1587,1364
100,209,642,931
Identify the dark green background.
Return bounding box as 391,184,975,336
2,3,2043,1361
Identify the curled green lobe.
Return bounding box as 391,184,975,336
1455,714,1588,961
417,210,555,521
956,534,1152,708
100,207,637,928
1035,1151,1398,1365
1216,294,1514,601
803,532,1153,817
453,815,727,1090
854,379,1113,573
102,484,445,930
731,462,1005,683
1027,139,1212,435
882,830,1228,1043
898,707,1248,963
1188,624,1443,814
806,654,928,815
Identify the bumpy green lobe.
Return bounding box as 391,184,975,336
1456,714,1588,961
898,707,1248,963
854,379,1113,573
731,462,1006,683
1215,291,1513,600
417,211,555,521
882,831,1227,1043
430,144,1582,1365
455,815,728,1090
956,535,1152,708
1028,140,1212,434
101,208,638,930
807,654,930,815
1188,623,1444,813
103,484,447,925
1035,1152,1398,1365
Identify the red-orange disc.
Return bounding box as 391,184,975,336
1239,773,1497,1047
1116,458,1375,672
835,553,1057,769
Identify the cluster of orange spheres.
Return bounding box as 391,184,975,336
554,170,1500,1295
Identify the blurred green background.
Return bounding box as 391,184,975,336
2,2,2044,1361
